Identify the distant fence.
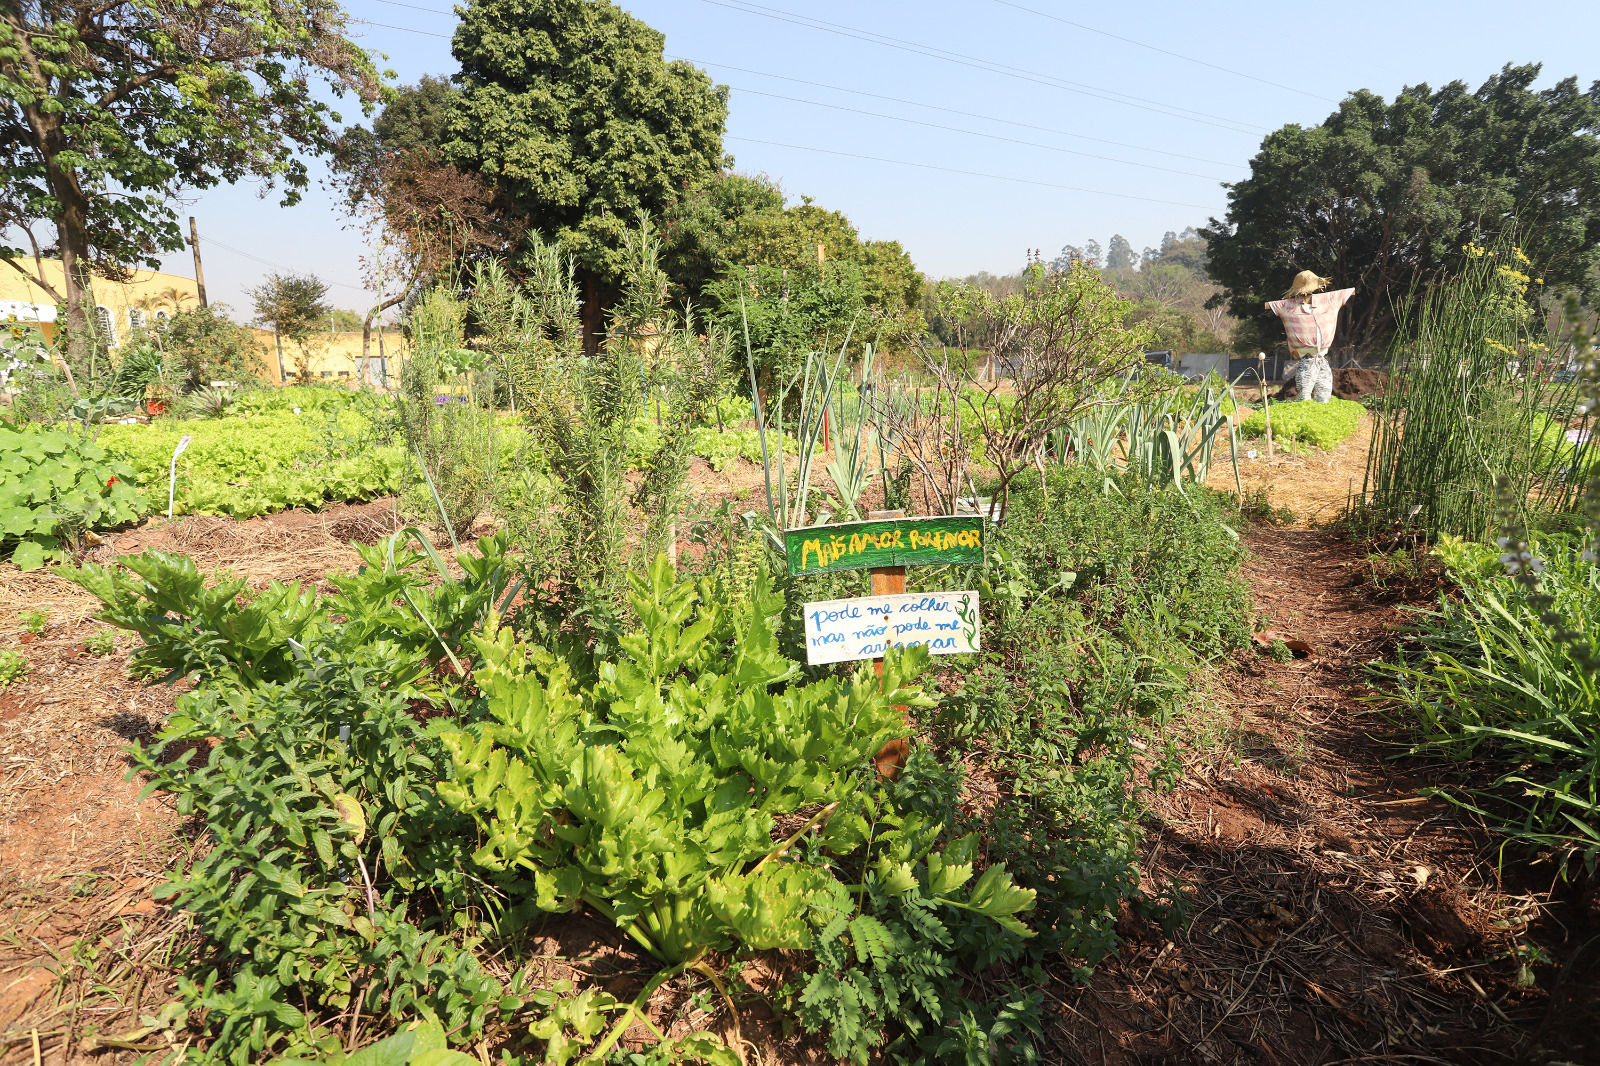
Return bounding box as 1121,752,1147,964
988,348,1385,385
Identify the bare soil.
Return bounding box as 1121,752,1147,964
1205,412,1376,529
2,462,1597,1065
1274,368,1391,402
1047,526,1599,1065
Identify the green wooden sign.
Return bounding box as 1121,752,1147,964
785,516,985,576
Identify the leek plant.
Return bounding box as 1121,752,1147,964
744,307,860,540
824,340,892,520
1053,373,1242,499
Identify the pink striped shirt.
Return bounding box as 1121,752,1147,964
1267,288,1354,356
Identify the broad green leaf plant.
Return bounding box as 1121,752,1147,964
439,555,935,1056
0,420,142,569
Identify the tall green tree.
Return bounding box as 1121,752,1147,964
0,0,384,370
1105,233,1136,270
249,272,332,383
658,170,785,300
1204,64,1600,355
445,0,728,347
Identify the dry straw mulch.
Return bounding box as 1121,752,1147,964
1206,410,1377,528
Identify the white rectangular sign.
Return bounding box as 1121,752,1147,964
802,590,980,666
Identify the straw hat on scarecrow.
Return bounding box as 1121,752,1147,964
1284,269,1333,299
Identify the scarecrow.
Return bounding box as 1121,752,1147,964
1266,271,1354,403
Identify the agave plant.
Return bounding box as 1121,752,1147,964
183,385,237,419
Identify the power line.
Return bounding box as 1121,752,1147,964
200,235,372,294
726,84,1230,181
673,57,1246,169
725,136,1213,210
988,0,1337,103
365,0,455,15
350,17,449,37
345,6,1238,204
695,0,1266,135
353,3,1261,167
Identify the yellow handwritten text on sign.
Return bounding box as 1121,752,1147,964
786,516,985,575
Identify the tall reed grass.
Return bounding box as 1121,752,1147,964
1362,243,1586,539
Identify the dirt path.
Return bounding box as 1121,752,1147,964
1050,525,1599,1065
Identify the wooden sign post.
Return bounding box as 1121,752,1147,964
868,509,910,777
788,509,986,777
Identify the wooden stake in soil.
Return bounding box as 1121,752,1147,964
867,508,910,778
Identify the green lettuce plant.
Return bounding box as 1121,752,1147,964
1241,396,1363,450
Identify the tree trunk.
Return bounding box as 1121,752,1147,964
45,145,95,393
360,292,406,386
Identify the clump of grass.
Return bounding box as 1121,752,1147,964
1238,487,1295,527
84,629,117,656
1376,530,1600,870
1360,240,1582,540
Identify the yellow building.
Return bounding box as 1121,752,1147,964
0,258,201,347
250,328,408,386
1,258,407,387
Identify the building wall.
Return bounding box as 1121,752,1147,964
0,259,201,347
251,329,409,386
2,258,409,389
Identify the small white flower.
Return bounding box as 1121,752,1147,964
1496,537,1511,549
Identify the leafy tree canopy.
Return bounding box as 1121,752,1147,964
664,172,923,317
373,74,457,155
0,0,385,367
1204,63,1600,355
1105,233,1136,270
662,172,924,384
658,171,786,300
444,0,728,307
250,272,332,343
249,271,331,381
1142,228,1207,273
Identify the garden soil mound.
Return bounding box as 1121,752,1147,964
90,497,406,588
1274,367,1390,402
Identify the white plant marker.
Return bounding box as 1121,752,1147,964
168,434,194,520
802,590,980,666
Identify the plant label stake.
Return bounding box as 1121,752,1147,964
167,434,193,520
793,509,985,776
869,509,909,776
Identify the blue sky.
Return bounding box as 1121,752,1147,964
151,0,1600,320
